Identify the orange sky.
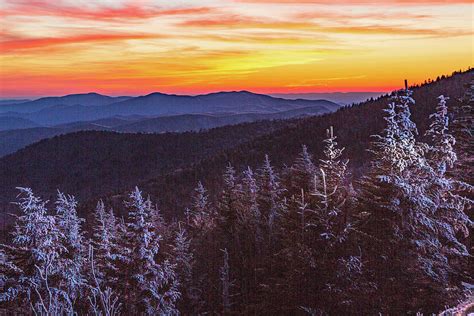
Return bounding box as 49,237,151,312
0,0,472,97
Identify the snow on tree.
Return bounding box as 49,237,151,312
188,181,215,231
369,91,424,176
0,248,22,303
425,95,457,175
289,145,318,192
224,163,237,189
194,182,209,216
123,187,180,314
214,163,244,305
277,128,355,314
87,245,122,316
257,155,285,231
449,79,474,192
172,226,193,283
90,200,123,288
357,90,472,313
320,127,348,184
395,89,418,137
171,225,195,307
0,188,72,313
424,96,472,259
55,191,86,300
217,164,242,242
254,155,286,305
311,126,350,244
240,167,261,227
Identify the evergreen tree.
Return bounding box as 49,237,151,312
187,181,215,231
449,82,473,210
0,188,72,314
424,95,472,296
172,225,194,305
217,164,242,246
237,167,266,313
313,126,350,244
55,191,86,302
288,145,318,194
357,90,471,313
255,156,287,311
185,181,220,314
240,167,261,231
90,200,123,289
0,74,472,315
426,96,457,175
87,245,122,316
257,155,285,232
123,187,180,315
279,128,355,314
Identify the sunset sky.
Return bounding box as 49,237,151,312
0,0,472,97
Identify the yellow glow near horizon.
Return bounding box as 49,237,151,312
0,0,472,97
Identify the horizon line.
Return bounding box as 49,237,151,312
0,90,392,101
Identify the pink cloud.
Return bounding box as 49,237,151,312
0,33,162,52
1,1,215,21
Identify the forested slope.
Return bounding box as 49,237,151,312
0,120,288,208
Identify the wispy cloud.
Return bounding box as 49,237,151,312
294,10,432,20
0,33,163,53
1,0,216,21
178,15,466,38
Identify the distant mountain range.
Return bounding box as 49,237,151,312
0,91,338,125
0,106,334,157
0,93,131,114
0,116,41,131
271,92,386,105
0,99,32,105
0,91,340,156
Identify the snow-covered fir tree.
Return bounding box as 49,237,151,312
55,191,86,301
312,126,350,244
278,127,356,314
90,200,123,290
357,90,471,313
257,155,285,232
87,245,122,316
424,95,472,282
187,181,214,231
0,188,73,313
123,187,180,315
217,164,242,245
171,225,194,302
445,80,473,192
426,95,457,175
240,167,261,228
289,145,318,193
